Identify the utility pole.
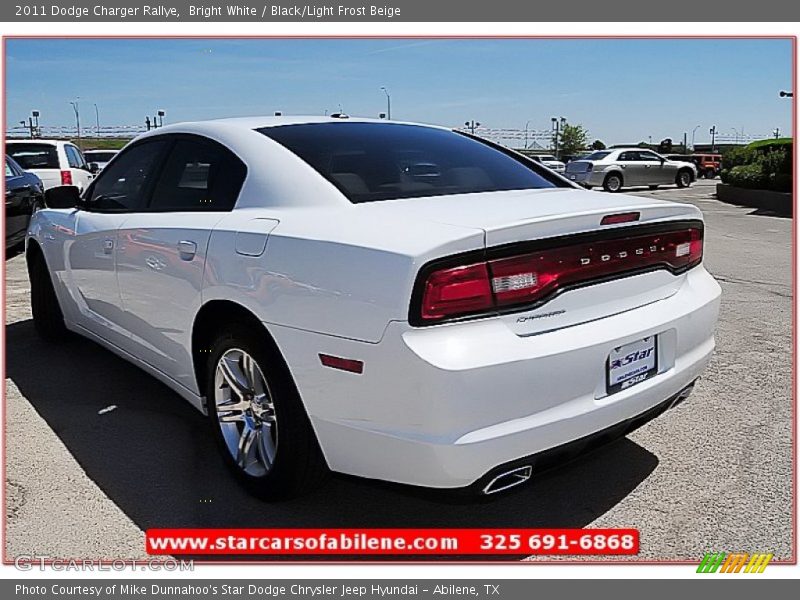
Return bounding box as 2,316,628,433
465,120,481,135
145,116,151,131
94,103,100,138
683,132,687,153
69,100,81,149
709,125,717,152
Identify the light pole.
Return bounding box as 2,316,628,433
691,124,701,151
157,109,165,128
524,120,531,149
380,87,391,120
465,120,481,135
730,127,740,145
94,103,100,138
779,90,793,98
69,99,81,149
709,125,717,152
774,127,781,139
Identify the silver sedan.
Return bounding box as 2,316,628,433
565,148,697,192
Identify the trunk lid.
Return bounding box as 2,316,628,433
375,188,703,335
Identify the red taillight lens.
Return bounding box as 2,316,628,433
60,170,72,185
416,225,703,324
488,227,703,308
420,263,493,321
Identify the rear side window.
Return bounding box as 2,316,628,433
148,139,246,212
258,122,558,204
6,143,59,169
65,145,82,168
5,159,15,178
87,140,168,212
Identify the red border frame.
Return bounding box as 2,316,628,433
1,34,796,568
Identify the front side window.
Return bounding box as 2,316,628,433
639,151,664,162
258,122,560,204
148,138,246,212
86,140,168,212
6,143,59,169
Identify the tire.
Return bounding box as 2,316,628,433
206,324,328,500
28,250,70,341
603,173,623,193
705,168,716,179
649,185,659,190
676,169,693,188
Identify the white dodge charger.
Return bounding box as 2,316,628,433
27,116,721,499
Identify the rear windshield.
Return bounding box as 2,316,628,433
258,122,558,203
582,151,612,161
85,151,117,162
7,143,59,169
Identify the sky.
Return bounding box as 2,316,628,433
5,38,793,146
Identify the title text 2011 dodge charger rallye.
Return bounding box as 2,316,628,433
27,117,721,499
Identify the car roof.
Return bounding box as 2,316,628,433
6,139,68,146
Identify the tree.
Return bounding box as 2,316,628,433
558,124,589,157
590,139,606,150
658,138,673,153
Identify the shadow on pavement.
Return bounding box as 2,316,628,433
5,319,658,537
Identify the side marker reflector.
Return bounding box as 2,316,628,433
319,354,364,374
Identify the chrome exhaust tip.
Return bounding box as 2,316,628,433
669,382,695,409
482,465,533,495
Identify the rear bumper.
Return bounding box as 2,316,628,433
566,170,604,186
270,266,721,489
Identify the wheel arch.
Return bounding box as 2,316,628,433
191,299,287,406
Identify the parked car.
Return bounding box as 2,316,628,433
565,148,697,192
693,154,722,179
6,140,96,192
5,155,44,249
28,117,721,499
529,153,566,173
83,149,120,172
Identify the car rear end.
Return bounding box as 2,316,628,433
284,193,720,493
5,141,68,190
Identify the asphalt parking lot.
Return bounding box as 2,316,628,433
3,179,793,562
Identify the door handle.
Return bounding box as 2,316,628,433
177,240,197,260
103,238,114,254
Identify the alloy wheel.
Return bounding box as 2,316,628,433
214,348,277,477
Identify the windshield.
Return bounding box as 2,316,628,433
6,143,59,169
85,151,117,162
582,151,612,161
258,122,560,204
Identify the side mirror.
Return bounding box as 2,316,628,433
45,185,81,209
88,162,100,174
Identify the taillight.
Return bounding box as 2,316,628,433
420,263,493,321
415,224,703,325
60,170,72,185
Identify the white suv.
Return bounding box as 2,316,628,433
6,140,95,192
